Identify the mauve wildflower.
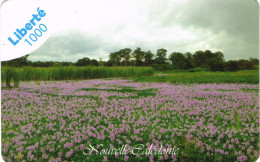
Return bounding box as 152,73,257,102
80,144,86,151
110,133,115,141
66,149,73,158
149,155,154,162
104,156,108,162
164,153,168,160
3,148,8,153
237,155,248,161
172,154,177,161
247,148,252,154
201,147,205,152
2,80,259,161
119,128,124,133
126,139,131,144
115,152,119,158
245,141,250,146
42,153,48,159
110,144,115,149
58,152,62,157
228,144,234,149
124,155,129,161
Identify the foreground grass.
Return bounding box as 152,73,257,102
134,70,259,84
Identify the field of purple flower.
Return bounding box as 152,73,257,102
1,79,259,161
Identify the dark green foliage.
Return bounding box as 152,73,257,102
225,60,239,71
249,57,259,65
90,59,99,66
144,50,154,66
169,52,188,70
132,47,145,66
185,52,194,69
75,57,91,66
192,50,224,69
207,58,225,71
30,61,55,67
237,59,255,70
2,55,29,67
154,49,168,64
151,64,176,71
120,48,132,66
109,51,123,66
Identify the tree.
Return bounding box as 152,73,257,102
192,51,206,68
237,59,254,70
2,54,29,67
169,52,187,70
109,51,122,66
98,58,105,66
185,52,193,69
154,49,167,64
90,59,99,66
60,62,73,66
75,57,91,66
192,50,224,69
144,50,154,66
225,60,239,71
132,47,145,66
214,51,225,62
249,57,259,65
207,57,225,71
120,48,132,66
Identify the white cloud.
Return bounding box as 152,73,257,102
29,0,259,62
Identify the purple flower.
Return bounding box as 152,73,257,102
124,155,129,161
104,156,108,162
66,149,73,158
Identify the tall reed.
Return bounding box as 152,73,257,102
1,66,154,87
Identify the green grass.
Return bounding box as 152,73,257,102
134,70,259,84
2,66,259,86
1,66,154,87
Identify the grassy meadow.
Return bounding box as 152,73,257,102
134,70,259,84
1,66,259,88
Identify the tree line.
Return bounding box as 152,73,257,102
2,48,259,71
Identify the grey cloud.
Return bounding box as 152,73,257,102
151,0,259,59
29,31,106,62
29,0,259,62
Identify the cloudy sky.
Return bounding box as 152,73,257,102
28,0,259,62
